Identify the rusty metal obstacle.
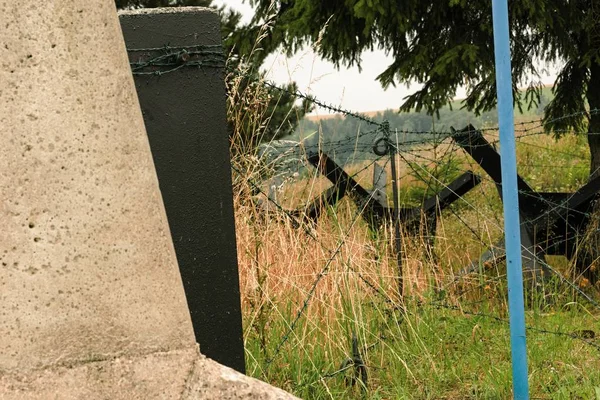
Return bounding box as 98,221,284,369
451,124,600,277
293,151,481,250
258,123,600,283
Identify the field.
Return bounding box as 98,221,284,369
225,54,600,397
230,115,600,398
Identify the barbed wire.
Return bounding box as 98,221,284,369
244,139,600,392
259,80,382,127
254,116,600,311
241,58,600,143
400,152,600,311
225,55,600,381
126,47,600,144
247,124,600,380
427,301,600,351
239,80,600,302
127,45,226,75
125,43,600,393
263,160,398,367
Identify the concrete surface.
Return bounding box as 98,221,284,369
0,1,298,398
0,346,298,399
0,0,195,373
120,7,245,373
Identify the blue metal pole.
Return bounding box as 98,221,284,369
491,0,530,398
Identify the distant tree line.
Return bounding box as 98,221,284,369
289,88,554,159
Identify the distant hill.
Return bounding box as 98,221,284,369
305,84,554,123
306,110,384,122
260,85,555,172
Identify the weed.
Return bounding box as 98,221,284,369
227,32,600,398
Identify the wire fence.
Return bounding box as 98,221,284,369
229,69,600,392
139,46,600,396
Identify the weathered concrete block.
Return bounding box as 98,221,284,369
119,7,245,373
0,347,298,399
0,0,195,373
0,1,297,398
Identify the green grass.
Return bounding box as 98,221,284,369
232,79,600,398
244,292,600,399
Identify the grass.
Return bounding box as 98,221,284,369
226,45,600,399
230,127,600,399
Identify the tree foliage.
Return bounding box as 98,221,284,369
250,0,600,143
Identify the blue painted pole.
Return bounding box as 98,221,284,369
491,0,530,398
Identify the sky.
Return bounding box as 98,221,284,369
214,0,559,115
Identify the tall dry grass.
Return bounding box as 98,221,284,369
224,24,600,398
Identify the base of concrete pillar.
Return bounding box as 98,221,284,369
0,347,298,400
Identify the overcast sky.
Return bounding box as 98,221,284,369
214,0,559,115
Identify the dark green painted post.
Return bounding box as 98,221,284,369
119,7,245,374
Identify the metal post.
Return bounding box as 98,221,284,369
491,0,530,398
386,124,403,298
372,163,388,206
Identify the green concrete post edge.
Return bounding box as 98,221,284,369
119,8,245,373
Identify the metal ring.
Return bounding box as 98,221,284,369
372,137,390,156
177,50,191,64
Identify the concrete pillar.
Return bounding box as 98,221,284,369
0,1,296,398
0,0,195,372
119,8,245,373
